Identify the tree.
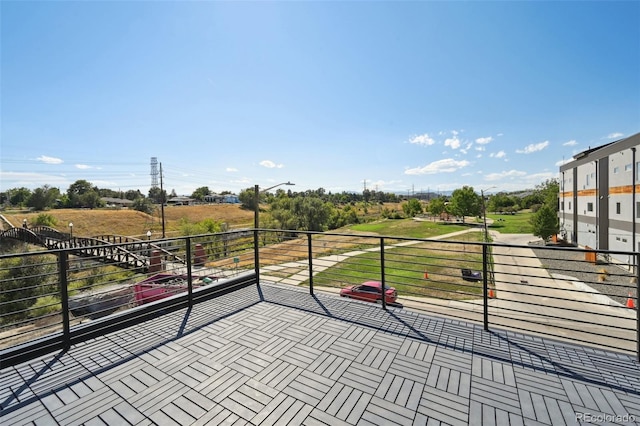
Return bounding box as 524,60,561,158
124,189,144,200
191,186,210,201
67,180,98,208
427,197,447,217
239,187,258,211
132,197,155,214
449,186,481,223
530,204,558,241
8,187,32,207
402,199,423,218
81,191,103,209
27,185,60,211
487,193,516,213
148,187,167,204
538,178,560,209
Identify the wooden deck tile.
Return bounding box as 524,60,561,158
338,362,384,394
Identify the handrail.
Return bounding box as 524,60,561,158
1,229,638,366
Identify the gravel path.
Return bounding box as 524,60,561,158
528,241,638,307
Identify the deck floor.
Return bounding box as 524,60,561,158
2,283,640,425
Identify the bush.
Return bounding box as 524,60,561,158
0,254,57,324
29,295,61,318
33,213,57,227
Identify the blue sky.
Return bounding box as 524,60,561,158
2,1,639,197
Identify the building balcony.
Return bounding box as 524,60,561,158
1,229,639,424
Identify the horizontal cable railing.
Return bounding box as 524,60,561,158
0,230,258,366
254,229,639,359
1,228,639,366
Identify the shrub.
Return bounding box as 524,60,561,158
33,213,57,227
29,295,61,318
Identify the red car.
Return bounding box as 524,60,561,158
340,281,398,304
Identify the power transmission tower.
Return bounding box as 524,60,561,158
150,157,159,188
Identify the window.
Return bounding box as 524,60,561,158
637,202,640,218
637,162,640,181
587,202,593,212
568,202,571,210
614,166,619,174
560,202,564,210
625,164,632,172
616,202,621,214
586,174,590,186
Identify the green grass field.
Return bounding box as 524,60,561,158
486,210,534,234
348,218,471,238
308,231,487,300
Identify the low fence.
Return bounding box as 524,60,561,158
253,229,640,359
1,228,639,367
0,230,256,366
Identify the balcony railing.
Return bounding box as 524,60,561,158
1,228,639,367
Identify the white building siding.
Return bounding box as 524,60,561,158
559,132,640,268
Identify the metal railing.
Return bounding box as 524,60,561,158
1,228,639,368
253,228,639,359
0,230,257,367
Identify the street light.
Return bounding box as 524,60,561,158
69,222,74,239
480,187,496,242
254,181,295,281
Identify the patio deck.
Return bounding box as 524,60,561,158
2,282,639,425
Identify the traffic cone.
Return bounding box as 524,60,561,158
626,292,636,309
489,288,495,299
423,270,429,279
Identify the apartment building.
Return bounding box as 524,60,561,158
559,132,640,265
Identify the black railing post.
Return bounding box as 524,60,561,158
254,229,260,284
186,237,193,307
482,244,489,331
308,233,314,296
58,251,71,349
636,252,640,362
380,237,387,311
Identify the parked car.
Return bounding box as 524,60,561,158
340,281,398,304
461,268,482,282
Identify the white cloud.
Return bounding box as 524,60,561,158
36,155,63,164
460,142,473,154
444,136,461,150
525,171,557,182
490,151,507,159
555,158,572,167
75,164,91,169
226,167,238,172
516,141,549,154
409,133,435,146
404,158,470,175
0,170,69,188
476,146,486,152
260,160,284,169
563,140,577,146
607,132,624,139
485,170,527,181
475,136,492,145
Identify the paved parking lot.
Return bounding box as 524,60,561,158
2,282,640,425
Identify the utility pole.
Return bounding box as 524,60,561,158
160,162,166,238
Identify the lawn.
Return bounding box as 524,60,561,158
486,210,534,234
308,232,487,300
348,218,471,239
